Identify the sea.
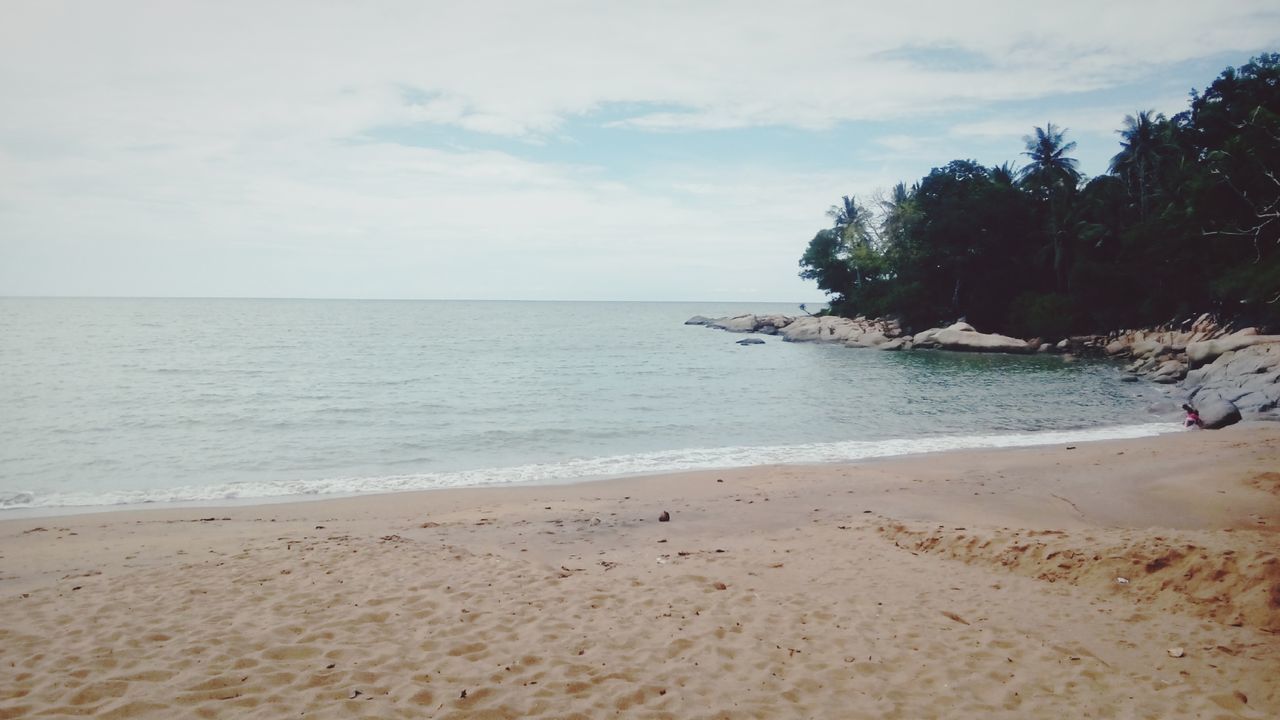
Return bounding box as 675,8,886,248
0,298,1177,516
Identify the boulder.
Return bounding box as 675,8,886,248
1150,359,1186,383
1197,397,1242,429
930,322,1034,354
736,338,765,345
1186,333,1280,368
685,315,712,325
708,314,758,333
911,328,942,348
756,314,795,331
780,315,863,343
846,331,889,348
1131,339,1171,358
877,337,909,351
1183,343,1280,414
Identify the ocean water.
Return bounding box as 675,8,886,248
0,298,1173,514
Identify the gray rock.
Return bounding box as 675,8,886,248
1197,397,1242,429
736,338,765,345
1186,333,1280,368
780,315,863,343
685,315,713,325
930,322,1033,354
1132,339,1171,358
708,314,759,333
1182,343,1280,415
846,331,889,348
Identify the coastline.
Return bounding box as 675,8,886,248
4,421,1180,517
3,424,1277,718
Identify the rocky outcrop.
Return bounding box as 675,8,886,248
1186,330,1280,368
778,315,897,344
703,314,796,334
911,322,1034,354
691,314,1031,355
1183,342,1280,419
688,309,1279,423
1079,313,1279,421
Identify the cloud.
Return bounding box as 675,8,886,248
1,1,1277,299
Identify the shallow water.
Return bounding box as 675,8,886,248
0,298,1170,511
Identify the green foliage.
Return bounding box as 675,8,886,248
1006,293,1078,340
798,54,1280,333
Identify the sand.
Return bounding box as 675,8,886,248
2,424,1278,719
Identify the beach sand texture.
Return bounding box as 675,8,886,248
2,425,1278,719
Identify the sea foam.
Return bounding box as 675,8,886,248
3,423,1179,514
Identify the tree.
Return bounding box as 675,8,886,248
1109,110,1168,220
798,228,855,311
1019,124,1082,290
827,196,873,286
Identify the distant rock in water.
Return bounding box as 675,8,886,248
684,315,713,326
736,338,765,345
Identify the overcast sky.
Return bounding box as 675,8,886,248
2,1,1277,302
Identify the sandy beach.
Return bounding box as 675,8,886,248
2,424,1278,719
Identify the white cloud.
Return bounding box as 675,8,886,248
0,1,1276,299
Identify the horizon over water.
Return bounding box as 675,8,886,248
1,298,1176,517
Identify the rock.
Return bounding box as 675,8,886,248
757,314,795,331
1038,343,1053,353
685,315,712,325
1105,339,1128,355
846,331,889,348
1150,359,1186,381
911,328,942,348
1132,339,1171,358
708,314,759,333
1120,375,1139,383
930,322,1034,354
1056,339,1071,351
736,338,765,345
1197,397,1242,429
780,315,864,343
1184,343,1280,415
1167,647,1185,658
1186,333,1280,368
877,338,909,351
658,511,670,522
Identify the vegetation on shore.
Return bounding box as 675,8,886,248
800,54,1280,338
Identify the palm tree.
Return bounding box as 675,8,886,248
1018,124,1082,290
1018,123,1081,191
827,195,872,285
991,162,1019,187
1109,110,1167,221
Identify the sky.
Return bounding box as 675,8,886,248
1,1,1278,302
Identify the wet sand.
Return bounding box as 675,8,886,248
2,424,1278,719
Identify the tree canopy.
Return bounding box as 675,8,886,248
799,54,1280,337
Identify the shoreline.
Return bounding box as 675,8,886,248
2,424,1278,718
2,420,1181,520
